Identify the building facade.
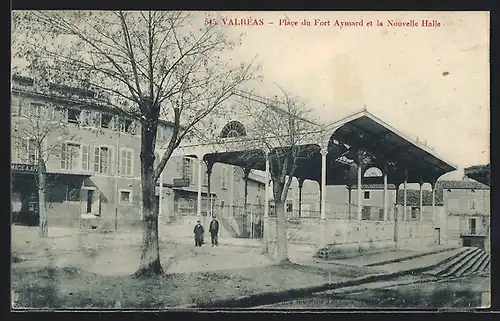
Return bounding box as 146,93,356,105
10,75,266,232
441,180,490,251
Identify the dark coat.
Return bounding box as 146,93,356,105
209,220,219,235
194,224,204,239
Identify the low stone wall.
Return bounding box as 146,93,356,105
264,218,441,254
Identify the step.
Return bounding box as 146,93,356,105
425,247,475,275
464,251,490,276
477,255,490,273
441,247,483,277
454,249,488,277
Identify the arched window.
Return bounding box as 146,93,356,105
220,121,246,138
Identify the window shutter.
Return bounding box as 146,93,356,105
93,147,100,172
109,147,114,175
120,149,126,175
177,158,183,177
11,98,20,116
82,145,89,171
127,150,133,176
60,143,66,169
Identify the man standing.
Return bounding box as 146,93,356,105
193,220,204,247
209,216,219,247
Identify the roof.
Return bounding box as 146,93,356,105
11,74,176,128
325,109,457,184
396,189,443,206
437,180,489,190
464,164,490,186
394,179,489,206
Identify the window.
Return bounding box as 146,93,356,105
53,106,68,122
80,110,92,126
27,139,38,165
61,143,81,170
15,138,38,164
221,167,228,189
363,191,370,200
286,202,293,213
411,207,417,219
379,209,384,221
256,196,262,205
469,200,477,210
81,145,90,171
11,98,20,116
119,118,138,134
120,190,132,204
30,102,52,119
361,206,371,220
120,148,133,176
101,113,113,129
66,184,80,202
183,157,194,186
469,218,477,235
93,146,113,174
68,109,80,124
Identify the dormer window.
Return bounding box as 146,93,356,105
101,113,113,129
471,189,475,193
447,189,452,193
68,109,79,124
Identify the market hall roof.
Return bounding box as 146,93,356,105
180,109,458,186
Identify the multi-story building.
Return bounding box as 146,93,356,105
440,180,490,251
10,75,266,232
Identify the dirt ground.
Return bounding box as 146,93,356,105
11,227,375,309
264,275,490,309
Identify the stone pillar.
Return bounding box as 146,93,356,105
263,150,270,253
320,147,327,220
419,180,424,222
206,161,214,218
403,171,408,222
432,182,436,224
419,180,424,245
357,156,363,221
197,157,203,218
298,177,304,218
383,165,388,221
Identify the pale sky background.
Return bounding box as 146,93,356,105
12,11,490,181
206,11,490,179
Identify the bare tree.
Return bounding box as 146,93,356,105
11,91,78,238
12,11,257,276
235,87,322,263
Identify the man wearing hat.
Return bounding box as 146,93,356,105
193,220,204,247
209,216,220,247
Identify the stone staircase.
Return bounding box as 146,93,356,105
424,247,490,278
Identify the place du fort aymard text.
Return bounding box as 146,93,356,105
205,17,441,28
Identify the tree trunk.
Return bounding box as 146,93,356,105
135,104,164,277
38,160,48,238
136,174,163,277
274,199,289,263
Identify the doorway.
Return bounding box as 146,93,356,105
434,228,441,245
86,190,94,214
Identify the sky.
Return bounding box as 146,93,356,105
12,11,490,180
204,11,490,177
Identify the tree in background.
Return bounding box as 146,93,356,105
12,11,257,276
11,87,78,238
235,87,322,263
